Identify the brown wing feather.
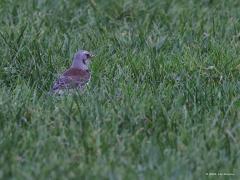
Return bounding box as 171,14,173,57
52,68,90,93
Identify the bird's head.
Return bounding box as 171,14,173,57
71,50,94,70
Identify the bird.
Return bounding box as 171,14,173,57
51,50,94,94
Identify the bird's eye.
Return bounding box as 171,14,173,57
86,54,90,59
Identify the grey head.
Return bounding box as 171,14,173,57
71,50,94,70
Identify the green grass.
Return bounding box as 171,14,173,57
0,0,240,179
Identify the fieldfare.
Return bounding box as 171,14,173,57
51,50,94,94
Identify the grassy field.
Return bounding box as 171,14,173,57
0,0,240,179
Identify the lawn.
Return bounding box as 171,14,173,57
0,0,240,179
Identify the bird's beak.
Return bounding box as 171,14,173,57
88,54,95,60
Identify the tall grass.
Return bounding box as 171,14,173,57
0,0,240,179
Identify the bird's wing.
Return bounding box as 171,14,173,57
52,75,89,91
52,68,90,93
52,75,73,91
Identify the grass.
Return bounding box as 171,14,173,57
0,0,240,179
